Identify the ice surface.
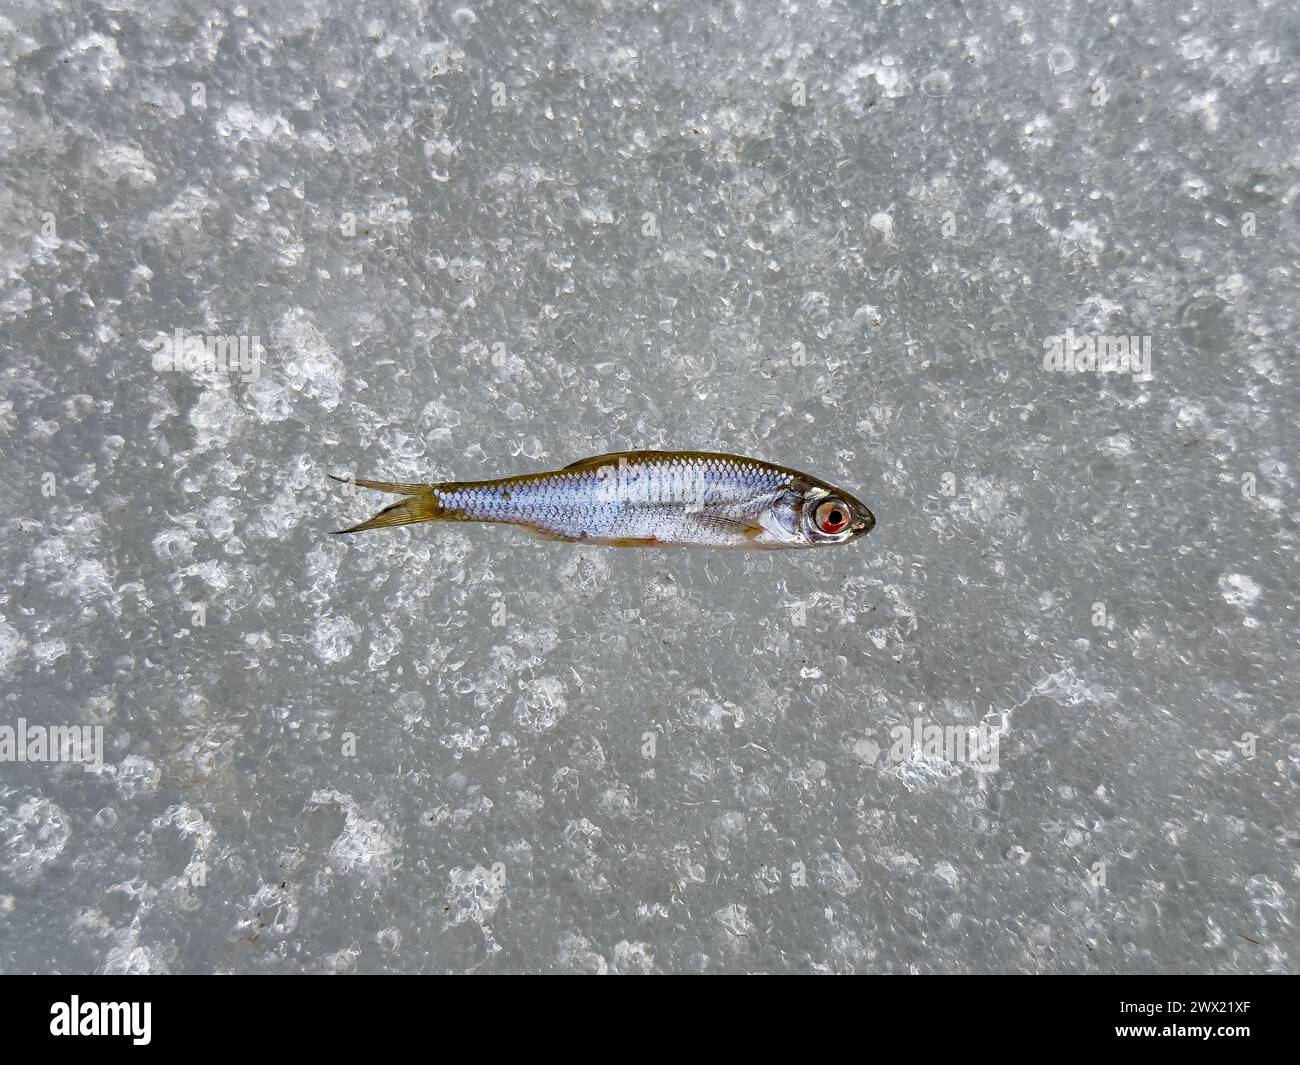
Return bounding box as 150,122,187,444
0,0,1297,973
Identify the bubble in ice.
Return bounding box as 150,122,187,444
0,796,71,884
312,614,362,663
611,940,655,974
102,920,166,975
1047,46,1076,73
0,616,25,677
311,790,396,878
275,309,346,412
920,69,952,96
445,864,506,928
1218,573,1261,609
188,389,243,451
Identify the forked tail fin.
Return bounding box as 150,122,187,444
329,474,445,534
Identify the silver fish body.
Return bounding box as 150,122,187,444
333,450,874,549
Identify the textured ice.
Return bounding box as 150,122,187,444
1,0,1297,974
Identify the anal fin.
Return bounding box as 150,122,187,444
602,536,662,547
517,524,583,543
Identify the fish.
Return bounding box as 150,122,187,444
330,450,875,549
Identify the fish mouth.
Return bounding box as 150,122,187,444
853,508,876,535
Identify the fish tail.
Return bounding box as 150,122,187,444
330,474,445,534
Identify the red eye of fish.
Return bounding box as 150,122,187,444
815,500,849,534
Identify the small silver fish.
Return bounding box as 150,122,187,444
331,450,874,549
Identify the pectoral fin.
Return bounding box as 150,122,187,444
700,513,763,538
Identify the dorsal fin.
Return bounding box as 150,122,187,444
561,450,662,471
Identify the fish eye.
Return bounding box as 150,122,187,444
814,500,850,534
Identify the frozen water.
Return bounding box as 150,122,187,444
0,0,1297,973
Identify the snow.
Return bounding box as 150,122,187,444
0,0,1296,973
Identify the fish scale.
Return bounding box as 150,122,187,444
437,456,790,544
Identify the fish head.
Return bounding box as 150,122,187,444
759,478,875,548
